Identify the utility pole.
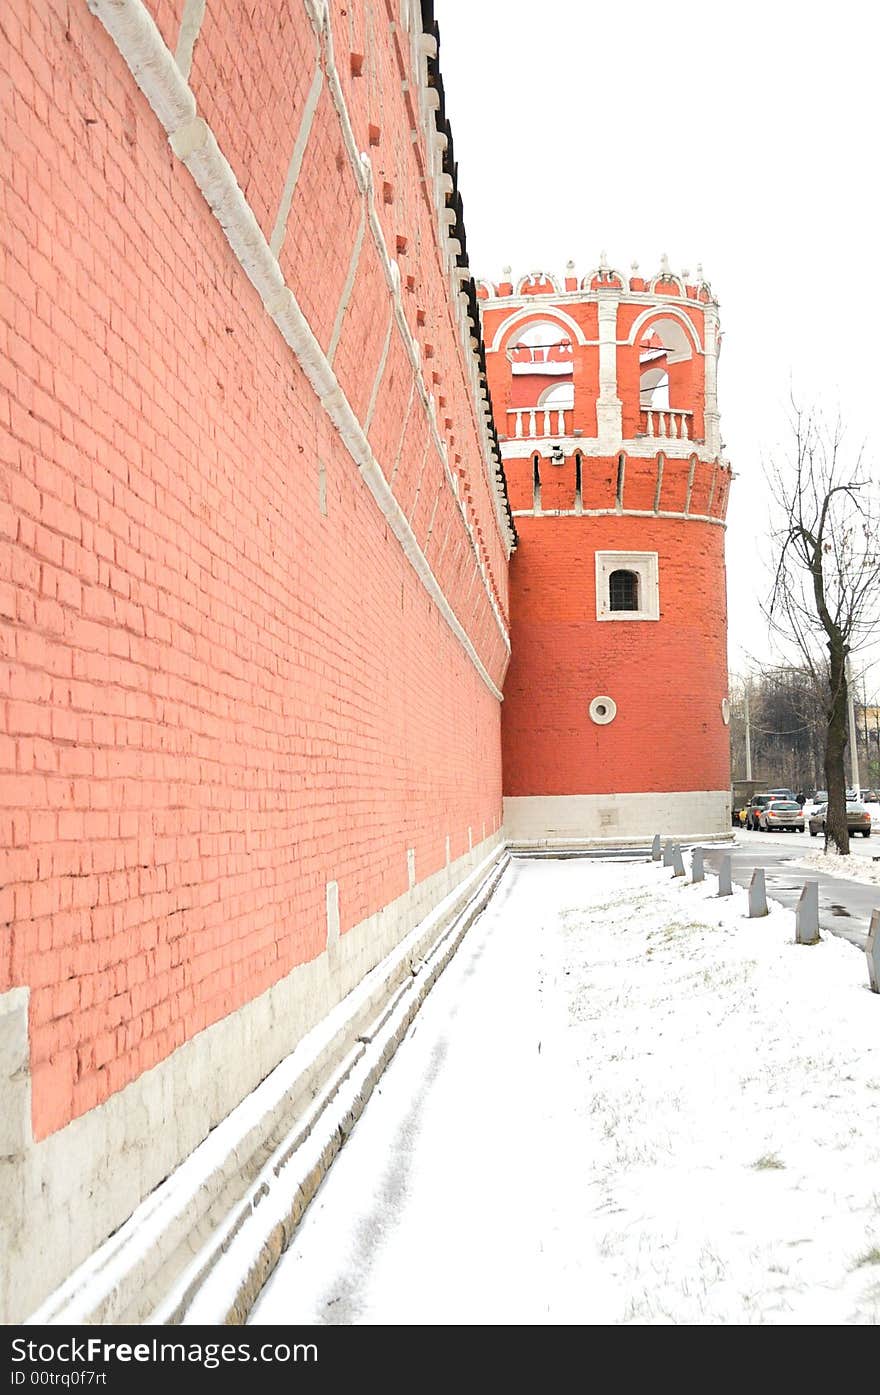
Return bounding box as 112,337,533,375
744,681,752,782
846,655,860,798
863,678,871,788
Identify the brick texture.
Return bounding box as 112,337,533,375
502,515,730,797
1,0,508,1139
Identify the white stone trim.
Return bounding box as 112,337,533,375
503,791,731,842
314,14,515,609
407,434,432,523
326,199,367,365
364,309,395,434
488,304,588,353
0,988,30,1159
589,694,617,725
684,456,696,513
11,834,506,1324
325,880,340,950
389,377,417,488
515,270,562,293
512,507,726,527
500,436,722,464
595,550,660,622
268,58,324,257
625,303,704,354
87,0,508,697
174,0,205,79
480,288,715,315
398,14,516,554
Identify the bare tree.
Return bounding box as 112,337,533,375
729,663,826,795
766,406,880,853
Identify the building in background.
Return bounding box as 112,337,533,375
479,258,732,842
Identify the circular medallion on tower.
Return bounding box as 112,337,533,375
721,697,731,725
589,695,617,726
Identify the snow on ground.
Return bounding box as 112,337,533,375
787,851,880,887
250,856,880,1326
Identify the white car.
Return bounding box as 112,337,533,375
758,799,805,832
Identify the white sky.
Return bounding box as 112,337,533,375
435,0,880,695
249,854,880,1325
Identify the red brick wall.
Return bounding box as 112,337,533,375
502,513,730,796
1,0,508,1138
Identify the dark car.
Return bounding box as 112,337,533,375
808,802,873,838
766,787,797,802
758,799,805,832
746,794,773,830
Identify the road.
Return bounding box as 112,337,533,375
699,826,880,950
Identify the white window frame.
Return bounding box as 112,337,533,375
595,551,659,622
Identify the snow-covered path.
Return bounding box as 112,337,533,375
249,856,880,1325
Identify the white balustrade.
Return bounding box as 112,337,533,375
507,407,572,439
641,408,693,440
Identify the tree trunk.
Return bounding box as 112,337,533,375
824,640,850,854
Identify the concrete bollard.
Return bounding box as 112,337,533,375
749,867,768,917
651,833,661,861
867,909,880,992
672,843,686,877
795,880,820,945
691,847,704,883
662,841,673,867
717,853,732,897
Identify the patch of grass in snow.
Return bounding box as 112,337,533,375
753,1153,785,1171
647,919,707,947
854,1246,880,1268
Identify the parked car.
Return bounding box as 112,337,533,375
813,790,828,804
808,802,873,838
745,794,774,830
766,787,797,802
864,789,880,803
757,799,805,832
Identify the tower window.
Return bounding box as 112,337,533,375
609,569,639,611
595,551,659,622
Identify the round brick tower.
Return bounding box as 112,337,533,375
478,255,732,842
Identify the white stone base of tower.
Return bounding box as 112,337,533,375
504,790,731,844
